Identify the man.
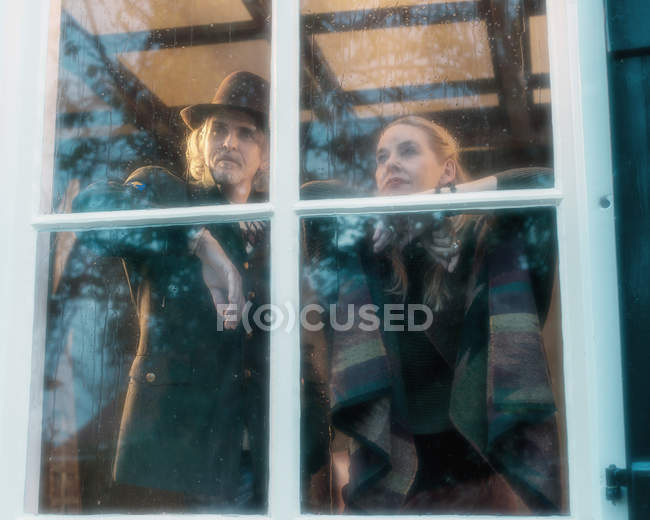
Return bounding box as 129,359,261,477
70,71,270,511
179,71,269,327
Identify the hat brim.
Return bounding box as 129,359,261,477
180,104,266,130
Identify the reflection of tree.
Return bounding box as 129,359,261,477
61,0,156,35
44,19,183,505
53,9,180,211
302,116,380,193
42,234,138,512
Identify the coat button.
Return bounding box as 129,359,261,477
145,372,156,383
244,369,252,379
246,331,254,339
248,291,256,300
243,261,249,270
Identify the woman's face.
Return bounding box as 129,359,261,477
375,124,451,195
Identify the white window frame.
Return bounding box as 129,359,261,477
0,0,628,519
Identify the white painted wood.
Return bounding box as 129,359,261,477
23,233,51,513
32,202,275,231
573,0,627,518
17,516,268,520
297,516,572,520
0,0,51,518
37,0,62,215
32,190,561,232
546,1,595,518
267,0,302,519
544,1,626,519
12,513,584,520
295,188,562,217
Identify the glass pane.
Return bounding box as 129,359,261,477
47,0,271,213
300,208,568,515
40,221,270,513
300,0,553,197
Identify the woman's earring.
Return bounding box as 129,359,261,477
435,182,456,194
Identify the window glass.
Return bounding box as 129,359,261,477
300,0,553,196
40,221,270,513
48,0,271,213
300,208,568,514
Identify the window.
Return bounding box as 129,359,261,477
0,1,627,519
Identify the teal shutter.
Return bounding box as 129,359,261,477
607,1,650,518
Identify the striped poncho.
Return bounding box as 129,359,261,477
328,214,562,513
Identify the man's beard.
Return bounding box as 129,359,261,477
211,166,241,186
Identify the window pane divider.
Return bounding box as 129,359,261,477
31,202,274,232
14,512,271,520
268,0,301,518
294,187,563,217
297,515,575,520
12,515,579,520
29,188,563,234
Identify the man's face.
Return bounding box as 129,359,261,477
201,109,267,191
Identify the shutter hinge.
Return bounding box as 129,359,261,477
606,464,628,503
606,462,650,504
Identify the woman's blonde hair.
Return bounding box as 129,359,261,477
378,116,470,310
185,118,269,193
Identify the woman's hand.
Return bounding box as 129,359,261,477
372,214,442,253
194,229,245,329
373,216,461,272
372,218,398,253
426,226,461,273
372,216,416,253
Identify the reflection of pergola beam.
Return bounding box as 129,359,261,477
61,11,183,165
110,60,184,147
98,21,267,55
301,35,362,118
413,106,550,143
302,74,548,109
300,0,546,129
338,78,497,107
303,2,480,34
302,37,342,96
302,0,544,35
480,0,534,145
242,0,270,26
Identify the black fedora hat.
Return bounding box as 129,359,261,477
180,70,269,130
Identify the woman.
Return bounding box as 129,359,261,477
323,116,562,514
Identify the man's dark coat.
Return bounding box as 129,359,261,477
73,167,269,506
